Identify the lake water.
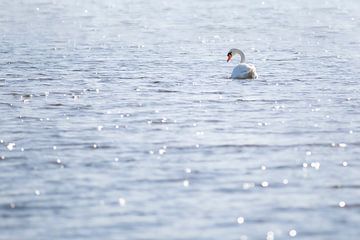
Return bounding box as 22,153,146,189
1,0,360,239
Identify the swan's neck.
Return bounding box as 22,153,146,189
233,49,246,63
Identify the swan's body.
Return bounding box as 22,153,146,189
227,48,257,79
231,63,257,79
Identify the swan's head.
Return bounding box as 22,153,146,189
227,48,245,63
226,51,233,62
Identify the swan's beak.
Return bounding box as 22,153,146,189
227,54,232,62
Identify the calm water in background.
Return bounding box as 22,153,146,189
1,0,360,239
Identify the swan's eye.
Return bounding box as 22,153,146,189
227,52,232,57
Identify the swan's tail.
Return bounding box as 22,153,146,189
249,67,258,79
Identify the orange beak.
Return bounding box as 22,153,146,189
227,54,232,62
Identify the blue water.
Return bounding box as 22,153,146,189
1,0,360,239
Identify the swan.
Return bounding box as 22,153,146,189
227,48,257,79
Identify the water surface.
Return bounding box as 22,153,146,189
1,0,360,239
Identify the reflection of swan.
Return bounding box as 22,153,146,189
227,48,257,79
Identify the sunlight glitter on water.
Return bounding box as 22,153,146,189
0,0,359,239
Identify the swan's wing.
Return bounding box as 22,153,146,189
246,64,257,78
231,64,257,79
231,65,251,78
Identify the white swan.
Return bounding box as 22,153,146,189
227,48,257,79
